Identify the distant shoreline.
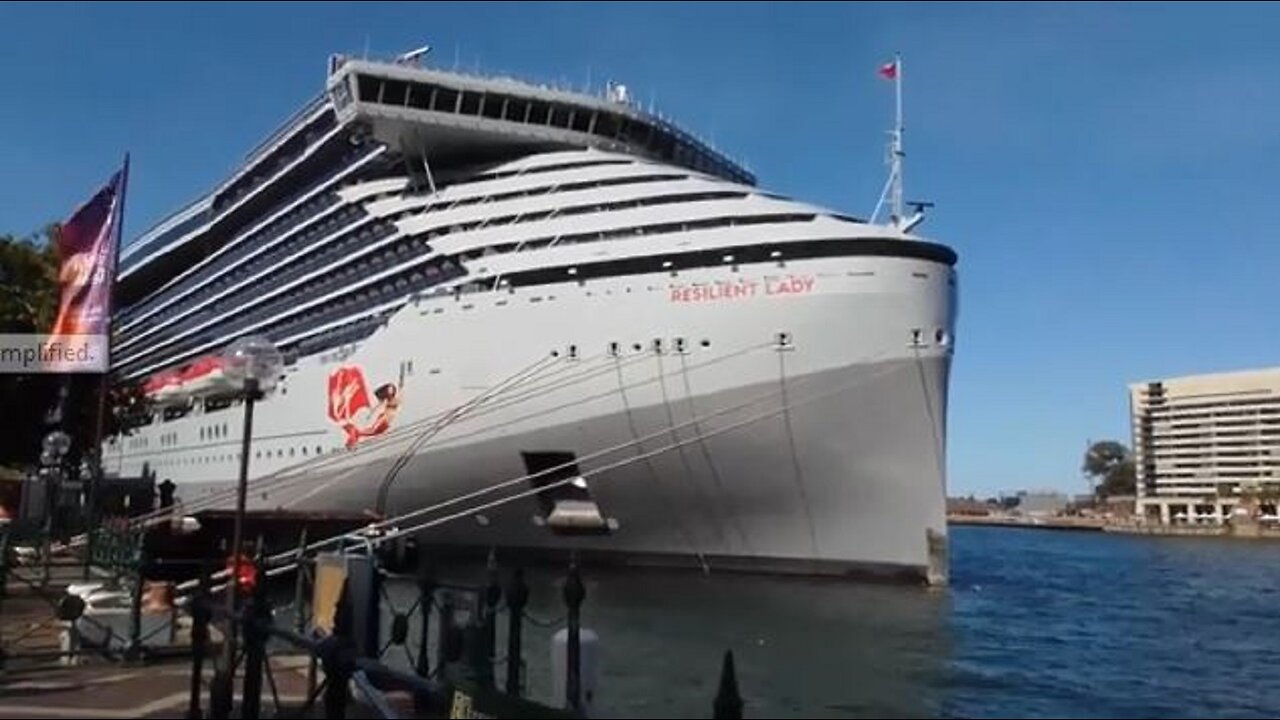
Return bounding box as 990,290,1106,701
949,514,1280,540
947,515,1105,532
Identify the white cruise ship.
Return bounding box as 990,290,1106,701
103,52,958,584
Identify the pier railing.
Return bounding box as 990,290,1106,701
183,540,746,719
2,516,748,718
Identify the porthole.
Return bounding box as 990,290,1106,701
632,343,642,353
701,339,711,348
936,329,950,347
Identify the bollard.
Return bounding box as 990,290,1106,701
563,560,585,712
292,528,310,636
505,566,529,696
322,579,355,720
240,559,270,720
208,548,232,719
187,564,211,720
41,517,52,588
483,550,502,685
713,650,744,719
0,524,10,598
462,616,495,689
415,554,434,680
83,475,97,581
292,531,318,706
124,544,147,662
209,668,231,719
413,555,435,715
436,591,461,675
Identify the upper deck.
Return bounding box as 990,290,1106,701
326,57,754,185
117,53,755,300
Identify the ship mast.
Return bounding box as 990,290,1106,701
872,53,926,233
890,52,904,226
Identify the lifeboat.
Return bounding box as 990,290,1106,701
143,355,238,404
143,369,185,405
178,355,234,397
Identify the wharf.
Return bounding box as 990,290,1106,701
0,564,395,719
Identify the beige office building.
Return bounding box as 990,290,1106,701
1130,367,1280,525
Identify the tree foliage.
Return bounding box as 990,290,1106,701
0,229,61,468
1083,439,1137,498
0,226,60,332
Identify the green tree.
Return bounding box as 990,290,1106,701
0,228,63,469
0,226,60,332
1083,440,1137,498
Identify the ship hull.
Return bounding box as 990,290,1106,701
107,251,955,584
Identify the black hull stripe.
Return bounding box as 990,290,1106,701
505,237,957,289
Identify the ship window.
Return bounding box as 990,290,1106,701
571,109,592,133
289,447,295,457
356,75,381,102
528,101,550,125
316,445,323,456
594,112,620,138
551,105,572,128
614,118,634,142
382,80,408,106
505,97,529,122
433,87,459,112
460,91,481,115
481,94,505,119
408,83,434,109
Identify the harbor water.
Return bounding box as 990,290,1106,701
395,525,1280,718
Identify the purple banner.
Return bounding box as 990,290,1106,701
51,161,127,339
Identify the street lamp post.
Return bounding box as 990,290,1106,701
211,335,282,718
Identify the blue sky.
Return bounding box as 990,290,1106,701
3,2,1279,497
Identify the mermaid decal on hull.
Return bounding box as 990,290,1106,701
327,365,401,448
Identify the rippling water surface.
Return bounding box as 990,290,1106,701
388,526,1280,718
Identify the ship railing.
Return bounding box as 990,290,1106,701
242,93,331,168
509,187,563,256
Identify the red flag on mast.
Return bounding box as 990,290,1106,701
878,60,898,81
